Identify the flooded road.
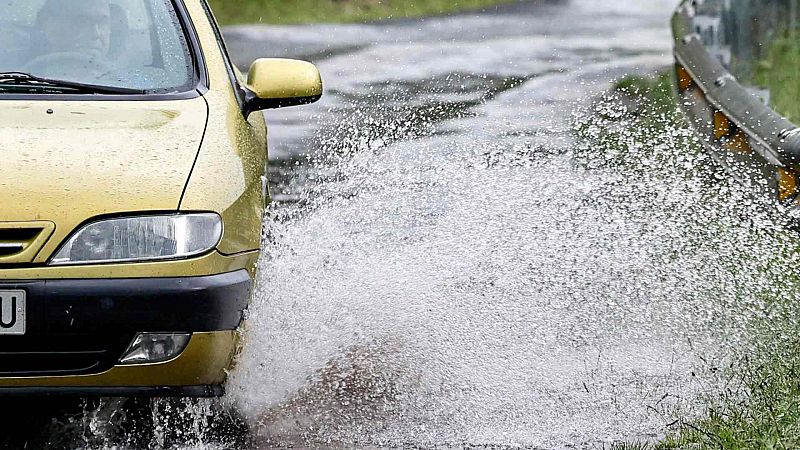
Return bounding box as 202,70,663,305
12,0,800,448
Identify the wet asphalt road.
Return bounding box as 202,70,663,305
225,0,673,161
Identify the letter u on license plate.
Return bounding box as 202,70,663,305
0,290,25,335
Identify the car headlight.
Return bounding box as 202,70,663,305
50,213,223,265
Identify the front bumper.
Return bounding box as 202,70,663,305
0,269,252,397
11,270,251,333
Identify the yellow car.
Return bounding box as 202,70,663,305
0,0,320,397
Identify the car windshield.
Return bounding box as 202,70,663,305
0,0,195,94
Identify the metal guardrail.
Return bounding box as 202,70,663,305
672,0,800,202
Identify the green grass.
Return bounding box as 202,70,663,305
655,340,800,450
574,71,695,173
207,0,519,25
753,31,800,123
612,72,678,116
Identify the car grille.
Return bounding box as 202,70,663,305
0,333,135,377
0,222,55,264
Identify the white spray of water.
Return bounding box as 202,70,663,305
226,86,800,447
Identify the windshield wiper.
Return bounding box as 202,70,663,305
0,72,145,95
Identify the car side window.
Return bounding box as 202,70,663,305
199,0,245,108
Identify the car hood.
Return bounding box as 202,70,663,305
0,97,208,263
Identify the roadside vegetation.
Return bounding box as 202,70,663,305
207,0,519,25
665,340,800,449
603,73,800,450
573,71,701,175
753,31,800,123
613,338,800,450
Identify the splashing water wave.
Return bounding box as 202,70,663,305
225,85,800,448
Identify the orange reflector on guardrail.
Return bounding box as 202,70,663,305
778,168,799,202
714,110,732,140
722,130,752,154
675,64,693,92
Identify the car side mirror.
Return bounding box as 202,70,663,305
242,58,322,117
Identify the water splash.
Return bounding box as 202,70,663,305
226,80,800,447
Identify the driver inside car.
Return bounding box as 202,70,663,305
27,0,114,79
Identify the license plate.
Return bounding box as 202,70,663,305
0,290,25,335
